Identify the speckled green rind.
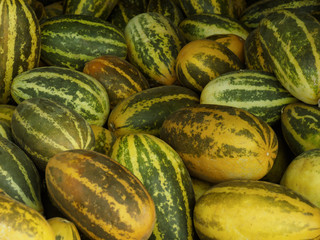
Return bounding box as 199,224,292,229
178,13,249,42
159,104,278,183
244,28,273,72
178,0,234,18
281,102,320,156
107,85,200,137
107,1,143,31
110,133,195,240
240,0,320,29
0,121,13,141
124,12,186,85
11,66,110,126
11,97,95,171
40,14,127,71
63,0,118,19
200,70,299,126
0,104,16,127
194,180,320,240
0,137,43,213
0,0,41,103
258,10,320,105
147,0,185,27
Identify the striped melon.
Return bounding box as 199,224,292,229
176,39,244,92
0,194,55,240
40,14,127,71
0,0,41,103
281,102,320,156
206,34,245,63
191,177,213,202
83,55,149,109
45,149,156,240
110,133,195,239
107,85,200,137
240,0,320,29
11,66,110,126
178,0,235,18
200,70,299,126
47,217,81,240
178,13,249,42
90,124,117,155
11,97,95,171
258,10,320,105
0,136,43,212
147,0,185,27
244,27,273,73
124,12,185,86
0,104,16,126
0,120,13,141
43,1,63,18
108,1,143,31
159,104,278,183
63,0,118,19
194,179,320,239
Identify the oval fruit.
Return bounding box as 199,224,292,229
0,194,55,240
176,39,244,92
194,180,320,240
11,66,110,126
281,148,320,208
159,104,278,183
83,55,149,109
47,217,81,240
11,97,95,171
281,102,320,156
107,85,199,136
45,149,156,240
110,133,195,239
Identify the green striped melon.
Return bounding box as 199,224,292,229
200,70,299,125
124,12,186,86
83,55,149,109
11,66,110,126
240,0,320,29
63,0,118,19
0,120,13,141
45,149,156,240
244,28,273,73
178,13,249,42
11,97,95,171
40,14,127,71
0,104,16,127
281,102,320,156
107,85,200,137
159,104,278,183
0,0,41,103
178,0,235,18
147,0,185,27
0,194,55,240
258,10,320,105
108,1,143,31
194,179,320,239
0,137,43,213
175,39,244,92
90,124,117,156
110,133,195,240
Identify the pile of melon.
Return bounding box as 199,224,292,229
1,0,320,239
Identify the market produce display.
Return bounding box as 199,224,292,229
1,0,320,239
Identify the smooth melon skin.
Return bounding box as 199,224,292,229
0,194,55,240
194,180,320,240
281,148,320,208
